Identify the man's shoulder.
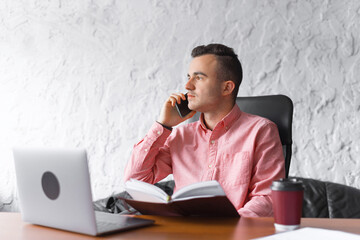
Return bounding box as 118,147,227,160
238,111,277,129
169,121,199,138
165,121,200,143
173,121,199,133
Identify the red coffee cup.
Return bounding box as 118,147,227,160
271,178,304,232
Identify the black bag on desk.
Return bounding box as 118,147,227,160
93,180,175,214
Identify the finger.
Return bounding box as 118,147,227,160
170,93,183,104
168,97,177,107
180,93,186,100
176,92,187,101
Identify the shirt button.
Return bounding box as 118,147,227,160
157,131,161,135
211,140,215,144
208,164,212,168
144,149,148,152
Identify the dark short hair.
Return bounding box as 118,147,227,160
191,44,243,101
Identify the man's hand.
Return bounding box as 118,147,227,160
157,93,196,128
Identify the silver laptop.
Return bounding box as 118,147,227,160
13,148,154,236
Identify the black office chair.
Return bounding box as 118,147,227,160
189,95,293,178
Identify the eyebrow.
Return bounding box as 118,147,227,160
187,72,208,78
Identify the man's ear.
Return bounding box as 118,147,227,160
222,80,235,96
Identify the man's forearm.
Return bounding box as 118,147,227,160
238,195,273,217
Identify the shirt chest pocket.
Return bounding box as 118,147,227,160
218,151,251,186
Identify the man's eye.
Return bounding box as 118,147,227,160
196,75,202,80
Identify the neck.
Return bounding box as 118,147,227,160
203,101,235,130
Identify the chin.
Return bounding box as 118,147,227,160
189,106,201,113
188,103,196,111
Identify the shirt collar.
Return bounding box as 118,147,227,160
199,104,242,131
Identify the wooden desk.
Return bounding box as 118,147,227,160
1,212,360,239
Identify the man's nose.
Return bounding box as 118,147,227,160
185,77,195,90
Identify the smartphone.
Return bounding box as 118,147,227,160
175,93,192,118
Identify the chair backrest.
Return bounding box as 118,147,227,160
189,94,293,178
236,95,293,178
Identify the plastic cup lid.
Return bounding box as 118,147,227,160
271,178,304,191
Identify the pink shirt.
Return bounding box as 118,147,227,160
124,104,285,217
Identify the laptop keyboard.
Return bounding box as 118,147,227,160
96,220,128,233
95,212,128,233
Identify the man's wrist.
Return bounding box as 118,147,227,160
156,121,173,131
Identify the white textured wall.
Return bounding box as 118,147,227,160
1,0,359,211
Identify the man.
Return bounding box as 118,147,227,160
124,44,285,217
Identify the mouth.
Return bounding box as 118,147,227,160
187,93,195,99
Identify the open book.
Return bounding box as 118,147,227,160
122,179,239,217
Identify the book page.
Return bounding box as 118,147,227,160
172,180,225,200
125,179,169,203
